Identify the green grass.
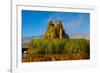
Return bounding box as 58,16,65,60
27,39,90,59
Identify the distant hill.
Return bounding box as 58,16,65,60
22,36,43,43
69,33,90,40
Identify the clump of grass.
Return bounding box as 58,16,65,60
27,39,90,59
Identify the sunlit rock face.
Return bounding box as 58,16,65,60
44,19,69,39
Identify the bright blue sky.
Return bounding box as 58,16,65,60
22,10,90,37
